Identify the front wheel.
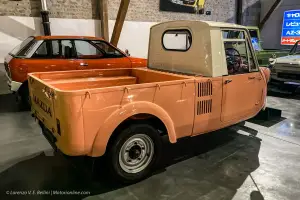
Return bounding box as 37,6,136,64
107,124,162,183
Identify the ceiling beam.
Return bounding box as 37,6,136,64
110,0,130,46
259,0,282,29
100,0,109,41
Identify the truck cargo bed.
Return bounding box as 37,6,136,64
30,68,190,91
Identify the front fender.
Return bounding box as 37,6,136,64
259,67,270,110
89,101,176,157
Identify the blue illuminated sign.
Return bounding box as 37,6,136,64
281,10,300,45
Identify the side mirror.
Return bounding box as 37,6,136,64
125,49,130,56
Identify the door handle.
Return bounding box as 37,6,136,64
80,63,88,66
224,79,232,84
248,76,255,80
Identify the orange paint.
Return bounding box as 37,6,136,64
28,21,271,160
29,67,269,157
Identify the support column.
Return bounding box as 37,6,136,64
110,0,130,46
236,0,243,25
100,0,109,41
40,0,51,36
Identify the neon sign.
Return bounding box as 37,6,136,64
281,10,300,45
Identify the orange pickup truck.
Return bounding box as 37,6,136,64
29,21,270,183
4,36,146,107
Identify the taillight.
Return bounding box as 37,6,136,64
4,62,11,77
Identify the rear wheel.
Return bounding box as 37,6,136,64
107,123,162,183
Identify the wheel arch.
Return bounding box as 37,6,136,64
89,102,176,157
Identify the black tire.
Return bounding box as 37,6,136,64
106,123,162,183
18,83,30,110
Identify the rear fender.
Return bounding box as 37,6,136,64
89,101,176,157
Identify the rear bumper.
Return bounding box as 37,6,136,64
6,73,22,92
38,121,95,174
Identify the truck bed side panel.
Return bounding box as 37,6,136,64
54,93,85,155
82,82,195,155
153,82,195,138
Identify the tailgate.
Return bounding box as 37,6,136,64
29,76,56,133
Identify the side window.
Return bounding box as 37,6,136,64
224,41,249,75
92,40,124,58
52,40,75,58
222,30,257,75
32,40,75,59
222,30,245,39
32,42,49,58
249,30,261,51
61,40,73,57
51,40,60,58
246,40,257,71
74,40,104,59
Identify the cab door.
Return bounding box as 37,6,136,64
221,29,263,123
222,73,258,122
72,40,131,70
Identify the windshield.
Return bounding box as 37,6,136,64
91,40,124,58
9,37,35,56
290,41,300,55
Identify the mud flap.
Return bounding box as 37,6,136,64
253,107,282,121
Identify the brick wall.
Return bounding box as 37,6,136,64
0,0,260,25
242,0,261,26
108,0,236,23
0,0,98,19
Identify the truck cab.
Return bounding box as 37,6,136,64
29,20,270,183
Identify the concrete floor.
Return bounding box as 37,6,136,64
0,64,300,200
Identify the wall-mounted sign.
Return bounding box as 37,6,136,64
281,10,300,45
160,0,206,14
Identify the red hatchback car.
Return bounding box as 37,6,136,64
4,36,147,107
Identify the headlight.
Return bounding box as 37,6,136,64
269,57,276,65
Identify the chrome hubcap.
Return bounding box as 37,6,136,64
119,134,154,174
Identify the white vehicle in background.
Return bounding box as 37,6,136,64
269,40,300,94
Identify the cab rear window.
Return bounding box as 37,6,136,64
162,29,192,51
